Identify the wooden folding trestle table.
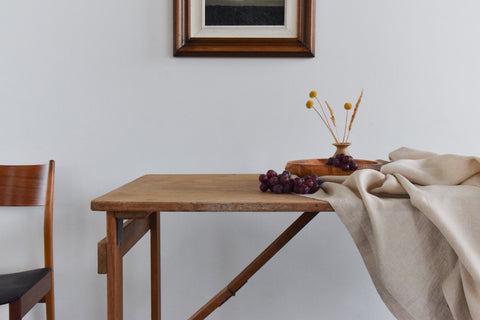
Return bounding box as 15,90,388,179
91,174,333,320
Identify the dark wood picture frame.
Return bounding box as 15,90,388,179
174,0,315,57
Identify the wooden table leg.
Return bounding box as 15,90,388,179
150,212,161,320
189,211,319,320
106,212,123,320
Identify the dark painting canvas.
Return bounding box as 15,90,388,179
205,0,285,26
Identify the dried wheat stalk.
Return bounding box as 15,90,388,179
325,100,339,141
311,104,339,143
314,97,337,139
346,88,364,142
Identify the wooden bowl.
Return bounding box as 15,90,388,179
285,159,381,177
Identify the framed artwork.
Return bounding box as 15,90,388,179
174,0,315,57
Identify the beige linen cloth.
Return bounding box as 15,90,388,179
304,147,480,320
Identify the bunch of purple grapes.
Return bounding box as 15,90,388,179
326,153,358,171
259,169,323,194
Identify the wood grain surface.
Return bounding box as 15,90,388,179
285,158,381,177
91,174,332,213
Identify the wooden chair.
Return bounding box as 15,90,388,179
0,161,55,319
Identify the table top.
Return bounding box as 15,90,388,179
91,174,333,213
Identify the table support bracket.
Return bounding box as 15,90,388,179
188,211,319,320
116,218,123,245
97,215,153,274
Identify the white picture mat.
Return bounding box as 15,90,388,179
191,0,297,38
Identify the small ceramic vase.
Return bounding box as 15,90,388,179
332,142,351,157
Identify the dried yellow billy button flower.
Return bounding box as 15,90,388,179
305,97,338,142
342,102,353,141
305,89,364,143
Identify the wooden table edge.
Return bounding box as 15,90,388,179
90,201,334,213
90,173,334,213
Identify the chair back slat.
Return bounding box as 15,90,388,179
0,165,49,206
0,161,55,319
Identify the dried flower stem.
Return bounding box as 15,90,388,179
314,97,336,136
325,100,339,140
342,110,349,142
346,88,364,142
312,105,339,143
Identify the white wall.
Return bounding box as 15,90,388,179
1,0,479,319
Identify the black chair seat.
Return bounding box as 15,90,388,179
0,268,51,305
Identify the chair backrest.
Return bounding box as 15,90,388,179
0,161,55,269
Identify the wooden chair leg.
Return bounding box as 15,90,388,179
45,287,55,320
9,300,22,320
8,271,52,320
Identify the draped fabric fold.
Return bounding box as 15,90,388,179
305,147,480,320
